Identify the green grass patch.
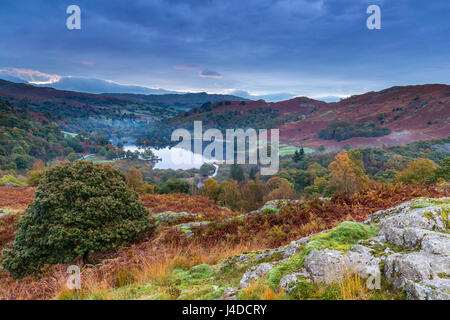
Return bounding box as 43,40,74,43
0,175,27,186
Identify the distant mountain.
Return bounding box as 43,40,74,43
105,92,248,111
229,90,296,102
0,79,246,112
0,74,28,84
35,77,178,95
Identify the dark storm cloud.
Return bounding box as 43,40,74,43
0,0,448,98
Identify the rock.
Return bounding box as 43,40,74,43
304,249,344,283
365,198,450,227
403,228,432,248
283,230,329,259
0,213,6,219
260,199,303,211
403,278,450,300
217,287,238,300
217,197,449,300
279,270,310,292
174,221,212,237
362,235,386,247
379,225,407,247
421,233,450,256
239,263,274,288
154,211,197,224
304,247,381,284
384,252,450,288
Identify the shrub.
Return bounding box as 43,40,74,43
26,169,46,186
395,158,438,185
435,157,450,181
2,161,153,279
318,119,391,141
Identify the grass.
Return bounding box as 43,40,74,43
287,273,405,300
54,242,261,300
279,144,315,157
0,175,27,187
237,279,285,300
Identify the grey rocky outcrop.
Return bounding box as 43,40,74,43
154,211,198,224
234,197,450,300
239,263,274,288
304,247,381,284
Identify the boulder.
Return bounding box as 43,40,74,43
279,270,310,292
403,278,450,300
239,263,274,288
217,287,238,300
304,248,381,284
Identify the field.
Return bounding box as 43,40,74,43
279,144,315,157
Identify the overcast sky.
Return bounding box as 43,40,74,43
0,0,449,100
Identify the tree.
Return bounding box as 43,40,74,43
434,157,450,181
230,164,245,182
13,154,34,170
304,176,329,197
66,152,80,162
264,177,297,201
27,159,47,186
200,178,221,202
158,179,189,194
293,148,305,162
2,161,152,279
32,159,45,170
395,158,438,185
328,150,370,194
126,166,144,191
141,149,157,162
218,179,243,210
240,179,265,211
200,163,216,177
249,166,258,181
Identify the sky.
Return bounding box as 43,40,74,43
0,0,449,101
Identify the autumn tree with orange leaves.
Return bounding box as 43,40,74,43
126,166,146,192
328,150,370,195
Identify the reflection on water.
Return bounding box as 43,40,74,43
123,145,218,170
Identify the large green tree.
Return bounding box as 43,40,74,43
2,161,153,279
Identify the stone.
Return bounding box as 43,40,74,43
421,233,450,256
384,252,450,288
239,263,274,288
279,270,310,292
217,287,238,300
403,278,450,300
155,211,197,224
304,247,381,284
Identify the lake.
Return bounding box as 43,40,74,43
123,144,219,170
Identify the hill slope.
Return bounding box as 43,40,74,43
147,84,450,150
0,80,246,140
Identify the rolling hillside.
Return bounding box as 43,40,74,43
148,84,450,150
0,80,246,140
